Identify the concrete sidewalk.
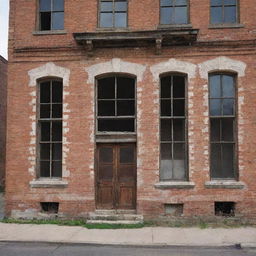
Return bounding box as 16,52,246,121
0,223,256,247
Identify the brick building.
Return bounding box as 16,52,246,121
6,0,256,222
0,56,7,190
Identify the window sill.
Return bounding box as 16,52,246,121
205,180,245,189
155,181,195,189
157,24,193,29
33,30,67,36
30,179,68,188
95,28,130,32
208,24,244,29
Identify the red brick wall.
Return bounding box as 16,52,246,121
0,56,7,189
5,0,256,220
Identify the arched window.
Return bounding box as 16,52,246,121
160,74,188,181
38,79,63,178
96,75,135,132
209,73,236,179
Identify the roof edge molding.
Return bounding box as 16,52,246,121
150,58,197,82
85,58,147,84
28,62,70,87
199,56,246,79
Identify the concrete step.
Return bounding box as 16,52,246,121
86,220,143,225
89,212,143,221
94,209,136,215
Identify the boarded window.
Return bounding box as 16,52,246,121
39,0,64,30
38,80,63,178
210,0,237,24
160,75,187,181
209,74,236,179
160,0,188,25
97,76,135,132
99,0,127,28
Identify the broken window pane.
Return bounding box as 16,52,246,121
40,12,51,30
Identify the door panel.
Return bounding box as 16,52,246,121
96,144,136,209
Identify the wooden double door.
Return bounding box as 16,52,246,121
96,144,136,209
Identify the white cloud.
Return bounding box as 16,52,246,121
0,0,9,59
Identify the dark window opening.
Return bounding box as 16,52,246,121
99,0,127,28
164,203,183,216
209,74,236,179
160,75,187,181
160,0,188,25
215,202,235,216
210,0,237,24
38,80,63,178
97,76,135,132
41,202,59,213
39,0,64,31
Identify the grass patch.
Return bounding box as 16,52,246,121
1,218,144,229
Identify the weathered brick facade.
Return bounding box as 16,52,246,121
0,56,7,189
6,0,256,221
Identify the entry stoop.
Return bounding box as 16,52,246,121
87,210,143,224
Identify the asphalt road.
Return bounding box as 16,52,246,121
0,242,255,256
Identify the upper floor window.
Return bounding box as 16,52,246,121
39,0,64,31
97,76,135,132
210,0,237,24
38,80,63,178
160,0,188,25
160,75,187,181
209,74,236,179
99,0,128,28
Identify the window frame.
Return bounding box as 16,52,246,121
159,73,189,181
159,0,190,26
98,0,129,29
208,72,238,180
209,0,239,25
95,74,137,134
37,0,65,31
36,78,63,178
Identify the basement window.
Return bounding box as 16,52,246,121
97,76,136,132
165,203,183,216
40,202,59,213
215,202,235,216
39,0,64,31
38,80,63,178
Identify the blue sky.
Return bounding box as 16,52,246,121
0,0,9,59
